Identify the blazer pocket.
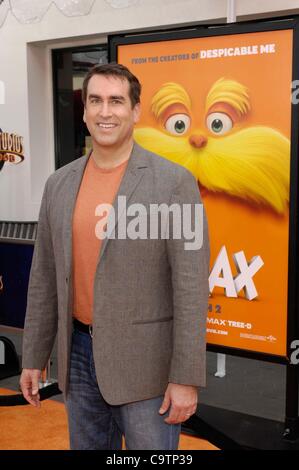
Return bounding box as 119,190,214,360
132,316,173,325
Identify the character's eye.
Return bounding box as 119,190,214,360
165,114,191,135
206,112,233,135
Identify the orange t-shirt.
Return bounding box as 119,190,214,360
72,154,129,325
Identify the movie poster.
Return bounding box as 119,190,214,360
116,28,293,357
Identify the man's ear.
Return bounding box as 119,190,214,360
133,102,141,124
83,108,86,123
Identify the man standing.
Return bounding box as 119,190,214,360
20,64,210,450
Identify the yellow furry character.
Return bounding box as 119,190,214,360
134,79,290,214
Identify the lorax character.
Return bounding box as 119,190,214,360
134,79,290,215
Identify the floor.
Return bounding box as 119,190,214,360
0,387,218,450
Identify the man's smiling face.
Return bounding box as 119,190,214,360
83,74,140,151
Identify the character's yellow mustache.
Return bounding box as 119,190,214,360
134,126,290,214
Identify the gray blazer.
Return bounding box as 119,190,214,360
22,143,210,405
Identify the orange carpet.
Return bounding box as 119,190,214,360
0,388,218,450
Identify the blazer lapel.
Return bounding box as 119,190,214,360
62,153,91,277
99,143,148,261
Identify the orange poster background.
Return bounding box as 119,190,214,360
118,29,293,356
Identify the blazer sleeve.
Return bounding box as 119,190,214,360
22,177,58,370
166,167,210,387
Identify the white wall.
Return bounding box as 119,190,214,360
0,0,299,221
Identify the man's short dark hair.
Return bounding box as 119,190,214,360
82,63,141,108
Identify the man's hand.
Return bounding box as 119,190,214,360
159,383,198,424
20,368,41,408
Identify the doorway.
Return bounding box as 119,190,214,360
52,45,108,169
